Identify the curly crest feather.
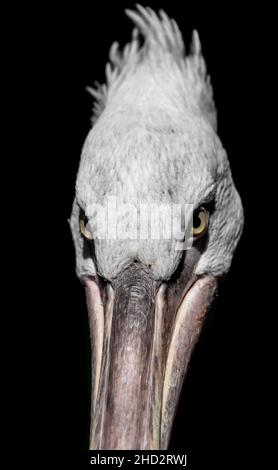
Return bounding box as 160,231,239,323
87,4,217,130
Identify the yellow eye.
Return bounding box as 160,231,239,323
193,207,209,239
80,216,93,240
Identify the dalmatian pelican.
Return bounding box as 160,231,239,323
70,4,244,450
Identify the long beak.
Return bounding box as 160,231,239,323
83,264,217,450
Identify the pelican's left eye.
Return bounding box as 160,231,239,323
193,206,209,239
80,214,93,240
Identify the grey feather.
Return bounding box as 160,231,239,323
88,4,216,130
70,5,243,282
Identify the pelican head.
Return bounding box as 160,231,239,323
70,5,243,450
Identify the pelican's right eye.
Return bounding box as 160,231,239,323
80,213,93,240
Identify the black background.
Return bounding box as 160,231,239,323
13,1,268,467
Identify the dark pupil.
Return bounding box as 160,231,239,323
193,210,201,229
80,209,88,226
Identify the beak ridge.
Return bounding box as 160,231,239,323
84,267,217,450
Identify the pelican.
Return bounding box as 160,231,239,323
70,4,243,450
